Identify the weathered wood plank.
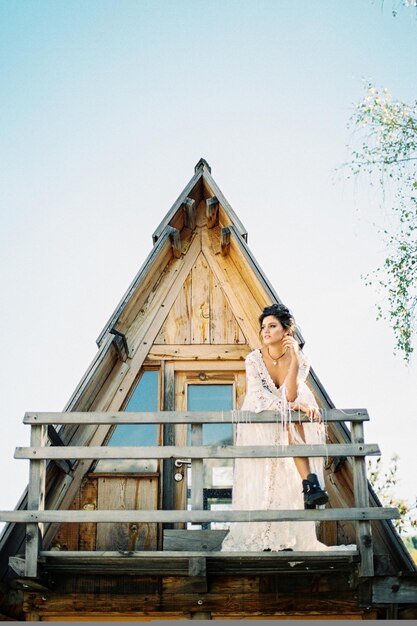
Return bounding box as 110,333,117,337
25,424,47,577
351,421,374,578
191,253,210,343
79,477,98,551
22,589,365,616
210,272,246,344
183,197,196,231
190,424,203,510
39,548,359,558
1,507,399,524
202,228,261,347
162,362,175,518
23,408,369,424
372,576,417,604
50,487,80,551
220,226,231,256
206,196,219,228
149,344,249,359
15,442,381,460
163,529,229,551
154,273,192,344
96,476,158,551
168,227,182,259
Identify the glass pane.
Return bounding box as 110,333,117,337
95,370,159,473
188,385,233,446
187,384,233,529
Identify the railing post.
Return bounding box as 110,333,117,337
162,362,175,524
190,423,204,512
351,420,374,577
25,422,47,577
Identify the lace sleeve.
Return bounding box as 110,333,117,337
297,350,310,382
293,351,318,407
244,352,283,413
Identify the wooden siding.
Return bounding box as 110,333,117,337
50,476,158,553
155,252,246,345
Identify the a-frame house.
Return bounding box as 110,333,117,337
1,158,416,620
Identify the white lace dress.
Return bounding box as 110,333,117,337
221,348,340,552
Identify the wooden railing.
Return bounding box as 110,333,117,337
0,409,400,579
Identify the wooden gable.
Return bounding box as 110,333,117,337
1,159,416,621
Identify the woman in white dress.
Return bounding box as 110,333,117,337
222,303,331,552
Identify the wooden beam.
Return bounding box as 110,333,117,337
206,197,219,229
168,226,182,258
351,421,374,578
1,507,399,524
14,442,381,461
23,408,370,425
25,424,47,577
220,226,231,256
109,329,130,361
162,362,175,519
46,425,74,475
188,556,207,592
41,548,360,557
190,424,203,511
183,198,196,231
148,344,250,360
372,576,417,604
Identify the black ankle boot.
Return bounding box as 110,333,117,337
302,473,329,509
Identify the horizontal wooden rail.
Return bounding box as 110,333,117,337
37,550,359,559
14,443,380,460
0,507,400,524
23,409,369,425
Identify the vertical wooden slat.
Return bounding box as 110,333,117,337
79,477,98,551
351,420,374,577
190,424,204,511
25,423,46,577
162,362,175,522
154,273,192,344
173,373,187,518
210,272,246,344
191,254,210,344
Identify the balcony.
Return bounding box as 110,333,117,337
0,409,399,582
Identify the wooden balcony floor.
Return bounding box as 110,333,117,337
32,549,360,576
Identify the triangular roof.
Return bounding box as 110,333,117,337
1,159,415,584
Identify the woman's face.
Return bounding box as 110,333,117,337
260,315,287,344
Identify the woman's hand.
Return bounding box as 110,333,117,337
282,334,299,357
289,402,322,422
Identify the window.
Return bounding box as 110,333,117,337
94,370,159,473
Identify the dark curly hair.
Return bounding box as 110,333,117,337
259,303,297,336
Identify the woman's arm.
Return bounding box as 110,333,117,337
282,335,300,402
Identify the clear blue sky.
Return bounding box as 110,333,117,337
1,1,416,517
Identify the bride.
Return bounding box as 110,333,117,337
222,303,334,552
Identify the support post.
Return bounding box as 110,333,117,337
190,423,204,512
162,362,175,528
351,420,374,577
25,423,47,577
